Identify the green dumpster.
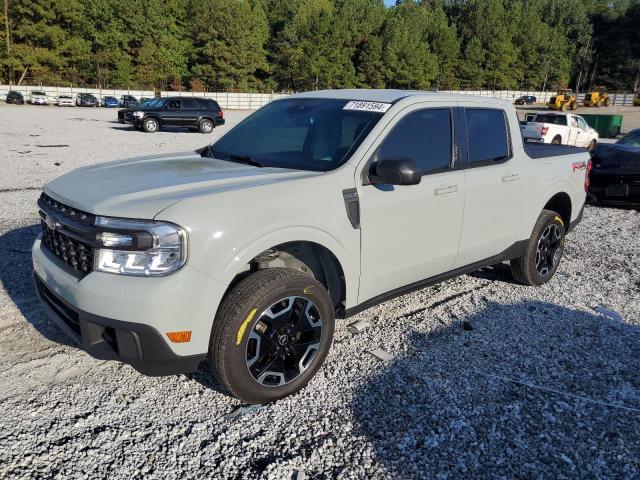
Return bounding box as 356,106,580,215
580,114,623,139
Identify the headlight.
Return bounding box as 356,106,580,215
132,111,144,118
94,216,187,276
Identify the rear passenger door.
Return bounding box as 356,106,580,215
181,98,201,126
454,107,523,268
357,104,466,302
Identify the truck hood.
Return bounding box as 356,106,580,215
44,151,323,219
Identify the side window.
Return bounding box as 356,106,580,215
166,99,180,110
577,117,587,130
465,109,510,164
377,109,452,175
182,99,199,110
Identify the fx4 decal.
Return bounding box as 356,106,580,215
572,160,588,172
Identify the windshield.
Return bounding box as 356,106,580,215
32,91,45,95
617,132,640,148
208,98,384,171
144,98,164,109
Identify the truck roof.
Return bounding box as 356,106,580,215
290,89,510,106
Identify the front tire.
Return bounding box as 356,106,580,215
210,268,335,404
510,210,566,286
142,117,159,133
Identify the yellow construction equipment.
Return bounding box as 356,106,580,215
548,89,578,111
583,86,611,107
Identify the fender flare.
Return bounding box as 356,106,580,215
218,226,358,307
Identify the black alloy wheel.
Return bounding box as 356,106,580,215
245,296,323,387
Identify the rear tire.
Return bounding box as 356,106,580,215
199,118,214,134
210,268,335,404
551,136,562,145
510,210,566,286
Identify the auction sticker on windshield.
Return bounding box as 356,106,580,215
343,101,392,113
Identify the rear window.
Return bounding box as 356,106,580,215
203,99,220,110
465,109,510,164
617,132,640,148
533,114,567,126
181,98,200,110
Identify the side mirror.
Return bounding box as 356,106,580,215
369,158,421,186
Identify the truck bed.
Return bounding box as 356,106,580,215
524,142,587,159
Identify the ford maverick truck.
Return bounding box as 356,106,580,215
33,90,590,403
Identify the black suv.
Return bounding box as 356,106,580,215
132,97,225,133
118,98,153,123
76,93,98,107
120,95,138,108
6,90,25,105
514,95,537,105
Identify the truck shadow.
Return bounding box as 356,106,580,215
0,224,77,348
351,300,640,478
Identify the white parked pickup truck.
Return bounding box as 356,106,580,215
521,112,599,150
33,90,590,403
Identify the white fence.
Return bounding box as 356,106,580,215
1,85,637,109
440,89,637,107
0,85,289,110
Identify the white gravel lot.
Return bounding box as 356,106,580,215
1,104,639,479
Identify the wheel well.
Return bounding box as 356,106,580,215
543,192,572,228
552,134,562,142
229,241,346,313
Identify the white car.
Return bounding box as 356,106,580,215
28,90,49,105
55,94,75,107
521,113,598,150
33,90,590,403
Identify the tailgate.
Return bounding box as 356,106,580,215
521,122,544,138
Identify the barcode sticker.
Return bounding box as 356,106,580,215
343,101,392,113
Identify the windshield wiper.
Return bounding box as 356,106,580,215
200,147,266,168
227,154,265,168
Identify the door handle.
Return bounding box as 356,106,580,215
501,174,520,183
433,185,458,196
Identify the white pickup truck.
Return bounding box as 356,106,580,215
33,90,590,403
521,112,599,150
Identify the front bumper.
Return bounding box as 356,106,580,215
32,237,228,375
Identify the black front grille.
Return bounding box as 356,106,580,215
40,192,95,225
39,193,95,275
41,220,94,273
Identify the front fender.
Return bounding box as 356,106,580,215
214,226,359,307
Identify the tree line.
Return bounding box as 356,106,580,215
1,0,639,93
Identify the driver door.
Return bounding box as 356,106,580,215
567,116,580,145
163,99,182,126
575,116,591,147
356,104,466,303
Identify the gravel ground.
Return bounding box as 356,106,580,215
1,104,640,479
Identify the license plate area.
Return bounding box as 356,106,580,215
606,184,629,197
